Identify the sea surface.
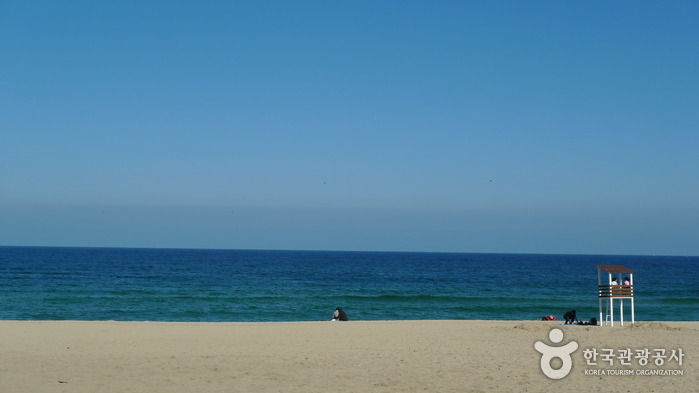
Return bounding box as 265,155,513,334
1,247,697,322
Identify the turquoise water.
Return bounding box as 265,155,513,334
1,247,697,322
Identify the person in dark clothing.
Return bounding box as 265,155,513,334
563,310,578,324
331,307,348,321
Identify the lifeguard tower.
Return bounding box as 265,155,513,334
597,265,634,326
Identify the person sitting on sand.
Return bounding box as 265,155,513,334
331,307,348,321
577,317,598,326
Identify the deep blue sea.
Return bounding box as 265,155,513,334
0,247,697,322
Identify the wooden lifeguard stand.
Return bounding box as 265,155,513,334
597,265,634,326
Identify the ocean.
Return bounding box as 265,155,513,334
1,246,697,322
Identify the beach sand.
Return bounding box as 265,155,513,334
0,320,695,392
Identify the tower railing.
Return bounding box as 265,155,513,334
598,284,634,298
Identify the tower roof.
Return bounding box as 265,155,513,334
597,265,634,274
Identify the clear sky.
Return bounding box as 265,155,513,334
2,1,697,255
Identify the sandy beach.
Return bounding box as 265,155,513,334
1,320,695,392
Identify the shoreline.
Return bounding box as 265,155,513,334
3,318,698,322
1,320,696,392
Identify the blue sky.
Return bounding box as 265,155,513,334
2,1,697,255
